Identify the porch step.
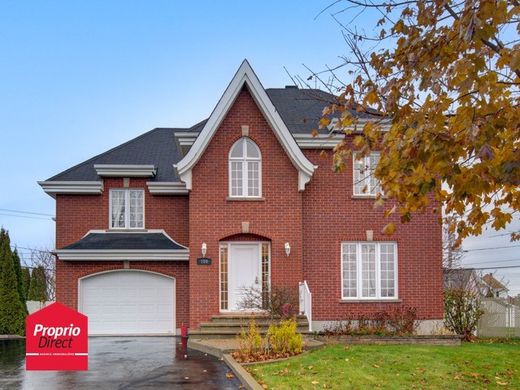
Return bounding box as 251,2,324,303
189,315,310,339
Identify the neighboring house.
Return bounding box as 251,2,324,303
39,60,443,336
443,268,482,295
482,273,509,299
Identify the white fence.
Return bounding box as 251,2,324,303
478,298,520,338
26,301,54,314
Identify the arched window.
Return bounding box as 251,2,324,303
229,137,261,198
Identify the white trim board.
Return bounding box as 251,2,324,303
94,164,156,177
56,249,189,261
174,59,317,192
147,182,188,195
38,181,103,197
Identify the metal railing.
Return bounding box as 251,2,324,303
299,280,312,332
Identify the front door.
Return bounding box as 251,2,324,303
228,243,261,311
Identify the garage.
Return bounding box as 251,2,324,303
79,270,175,335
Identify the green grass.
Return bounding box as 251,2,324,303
248,341,520,389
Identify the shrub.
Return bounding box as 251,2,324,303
236,320,262,360
322,307,418,337
238,286,299,319
444,288,483,341
386,306,418,335
266,319,303,355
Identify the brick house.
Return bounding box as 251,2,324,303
39,60,443,336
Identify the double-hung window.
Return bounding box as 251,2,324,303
229,137,262,198
110,189,144,229
353,152,380,196
341,242,397,300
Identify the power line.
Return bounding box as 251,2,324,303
465,258,520,266
10,245,53,254
0,213,54,221
467,265,520,270
0,208,54,217
463,244,520,252
488,231,519,238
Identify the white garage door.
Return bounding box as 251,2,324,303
79,271,175,335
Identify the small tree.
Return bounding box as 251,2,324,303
444,288,483,341
12,248,27,312
28,265,48,303
0,229,26,335
238,286,299,320
22,267,31,299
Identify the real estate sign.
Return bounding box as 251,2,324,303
26,302,88,370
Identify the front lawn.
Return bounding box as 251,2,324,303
248,341,520,389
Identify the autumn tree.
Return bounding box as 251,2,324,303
312,0,519,243
443,217,465,269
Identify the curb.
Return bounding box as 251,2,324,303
223,354,263,390
0,335,25,340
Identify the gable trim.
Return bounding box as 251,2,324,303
174,60,316,191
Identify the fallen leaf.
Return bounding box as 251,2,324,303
311,381,319,385
373,364,380,368
496,381,509,386
226,372,235,379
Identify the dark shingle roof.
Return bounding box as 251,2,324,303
47,128,185,182
62,232,186,250
266,88,380,134
45,88,381,182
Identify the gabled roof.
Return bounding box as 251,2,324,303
482,273,508,291
174,59,317,191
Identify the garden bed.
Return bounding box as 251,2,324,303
315,334,462,345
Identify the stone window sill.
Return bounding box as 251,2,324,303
339,299,402,303
226,197,265,202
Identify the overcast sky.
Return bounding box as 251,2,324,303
0,1,518,295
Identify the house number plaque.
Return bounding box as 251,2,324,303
197,257,212,265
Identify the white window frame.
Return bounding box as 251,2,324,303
340,242,398,300
228,137,262,198
353,152,380,197
109,189,145,230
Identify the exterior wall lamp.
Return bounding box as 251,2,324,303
284,242,291,257
201,242,207,257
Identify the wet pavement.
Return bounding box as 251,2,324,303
0,337,242,389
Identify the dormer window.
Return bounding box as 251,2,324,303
229,137,262,198
110,189,144,229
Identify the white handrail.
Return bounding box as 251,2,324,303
299,280,312,332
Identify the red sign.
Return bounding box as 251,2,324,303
26,302,88,370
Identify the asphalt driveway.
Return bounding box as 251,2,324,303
0,337,241,389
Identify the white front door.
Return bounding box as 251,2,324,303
228,244,261,311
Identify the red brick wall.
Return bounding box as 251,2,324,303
54,177,190,329
55,261,189,328
302,149,444,320
55,178,188,248
188,86,304,327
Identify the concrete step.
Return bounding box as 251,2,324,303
198,325,310,333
